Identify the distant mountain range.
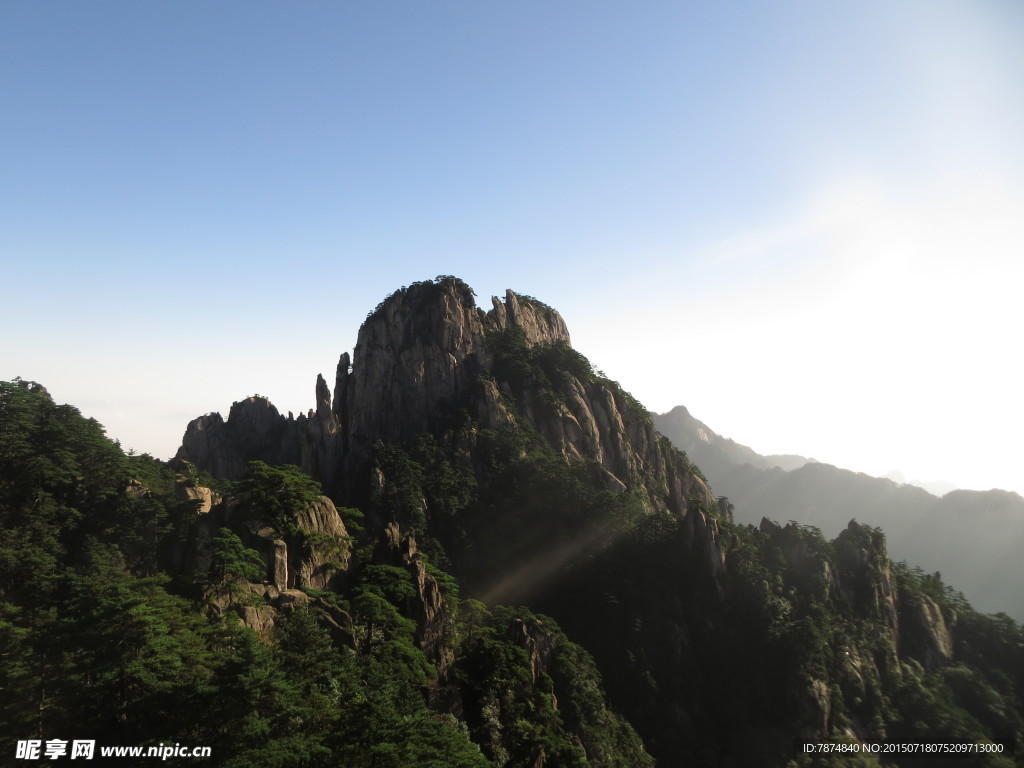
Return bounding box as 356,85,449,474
882,469,958,499
654,405,1024,620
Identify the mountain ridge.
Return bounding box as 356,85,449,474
654,404,1024,620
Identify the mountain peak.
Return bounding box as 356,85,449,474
488,288,571,347
178,277,712,516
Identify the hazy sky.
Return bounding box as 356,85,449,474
3,1,1022,496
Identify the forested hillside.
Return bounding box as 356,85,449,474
1,377,655,766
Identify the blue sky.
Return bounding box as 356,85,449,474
3,1,1022,496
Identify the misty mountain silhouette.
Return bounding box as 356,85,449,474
655,405,1024,619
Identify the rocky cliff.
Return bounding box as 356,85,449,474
178,277,717,562
178,284,562,473
168,485,351,594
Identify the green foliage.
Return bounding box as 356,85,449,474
0,379,122,598
367,275,477,321
457,617,576,766
487,327,596,404
425,558,460,612
453,603,652,767
206,528,266,598
0,382,492,765
0,602,36,734
346,564,441,689
0,379,125,511
435,274,477,301
0,540,224,749
450,424,648,602
206,605,489,767
548,638,655,767
658,434,708,484
512,292,557,318
531,341,597,385
234,461,322,536
372,433,477,564
337,505,365,536
361,564,418,603
331,658,491,768
56,545,219,737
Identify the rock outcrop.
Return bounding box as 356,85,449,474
176,284,569,479
207,580,355,645
162,481,354,638
178,277,716,525
508,616,558,689
178,397,302,481
900,576,955,670
238,495,352,593
834,520,899,643
487,290,571,347
173,467,217,514
372,522,451,668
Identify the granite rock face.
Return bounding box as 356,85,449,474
342,281,486,448
900,577,956,670
176,284,565,476
507,616,558,688
340,284,571,450
487,289,571,347
165,488,353,638
177,397,300,481
177,278,715,526
166,485,351,585
174,472,216,515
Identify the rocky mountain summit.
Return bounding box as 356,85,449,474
654,405,817,476
179,284,570,479
179,278,719,570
